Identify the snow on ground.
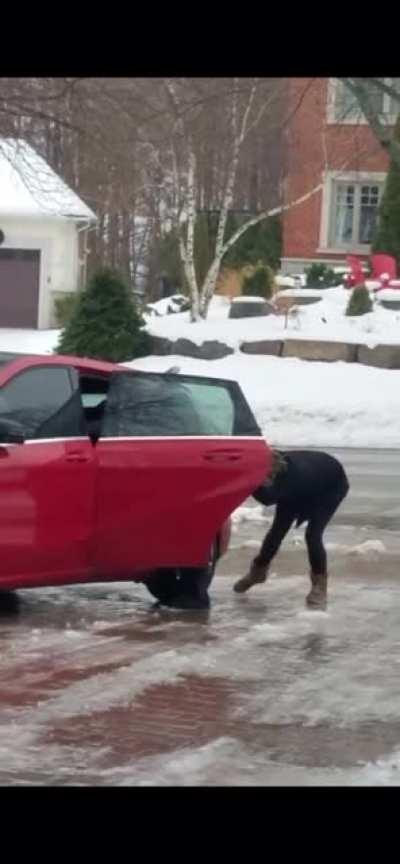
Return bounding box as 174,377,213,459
231,295,268,303
373,287,400,299
129,351,400,449
1,285,400,449
145,287,400,348
0,328,59,355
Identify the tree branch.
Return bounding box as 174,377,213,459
340,77,400,168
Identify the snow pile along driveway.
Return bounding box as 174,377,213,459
129,352,400,449
1,280,400,449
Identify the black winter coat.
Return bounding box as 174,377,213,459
253,449,349,526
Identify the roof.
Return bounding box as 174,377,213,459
0,353,120,385
0,139,96,221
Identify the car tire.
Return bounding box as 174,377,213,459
143,542,218,609
142,569,182,604
0,590,20,615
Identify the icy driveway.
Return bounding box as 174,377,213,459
0,448,400,786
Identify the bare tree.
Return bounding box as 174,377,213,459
131,78,287,319
0,78,292,311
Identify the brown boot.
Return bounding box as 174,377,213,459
233,561,269,594
306,573,328,609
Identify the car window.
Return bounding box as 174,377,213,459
181,383,234,435
34,388,88,439
82,393,107,408
0,366,80,440
100,372,261,438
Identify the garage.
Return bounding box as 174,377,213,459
0,138,96,329
0,249,40,328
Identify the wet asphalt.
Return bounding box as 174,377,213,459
0,447,399,786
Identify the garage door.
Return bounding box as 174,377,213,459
0,249,40,328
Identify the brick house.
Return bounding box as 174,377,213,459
281,78,399,274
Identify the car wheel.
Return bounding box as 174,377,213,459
142,569,182,604
0,590,20,615
143,542,218,609
179,541,217,596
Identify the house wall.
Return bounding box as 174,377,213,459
281,78,390,272
0,217,79,328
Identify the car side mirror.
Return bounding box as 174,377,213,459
0,418,25,444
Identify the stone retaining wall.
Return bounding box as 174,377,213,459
357,344,400,369
150,335,234,360
149,334,400,369
282,339,358,363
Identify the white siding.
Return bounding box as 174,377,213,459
0,217,80,328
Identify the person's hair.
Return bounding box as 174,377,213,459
271,449,288,480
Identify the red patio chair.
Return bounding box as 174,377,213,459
370,254,397,281
344,255,365,288
370,253,400,290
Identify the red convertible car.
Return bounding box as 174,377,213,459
0,353,272,608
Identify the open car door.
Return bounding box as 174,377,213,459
93,371,271,578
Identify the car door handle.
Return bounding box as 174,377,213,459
203,449,243,463
65,452,89,463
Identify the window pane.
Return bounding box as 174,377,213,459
334,80,385,121
358,184,381,244
101,373,237,437
366,78,385,114
102,372,261,438
361,185,379,205
334,81,360,121
0,367,73,439
103,374,203,437
181,383,234,435
34,389,87,439
334,184,354,245
389,78,400,115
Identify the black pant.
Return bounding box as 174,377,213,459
254,487,347,575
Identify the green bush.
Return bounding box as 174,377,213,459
224,213,282,271
241,264,274,299
54,293,79,327
306,262,342,288
345,284,373,316
57,267,152,362
372,115,400,271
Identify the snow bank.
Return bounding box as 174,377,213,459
129,352,400,449
144,287,400,348
0,328,60,355
231,295,267,304
1,283,400,449
375,288,400,301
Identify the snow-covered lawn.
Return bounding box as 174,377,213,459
145,287,400,348
1,284,400,449
129,352,400,449
0,328,60,354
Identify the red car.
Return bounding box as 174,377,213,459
0,353,271,608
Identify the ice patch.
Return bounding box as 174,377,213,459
98,736,400,786
230,540,261,551
325,539,387,556
232,505,269,525
348,540,386,556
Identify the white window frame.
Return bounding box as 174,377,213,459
327,78,399,126
318,170,386,254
